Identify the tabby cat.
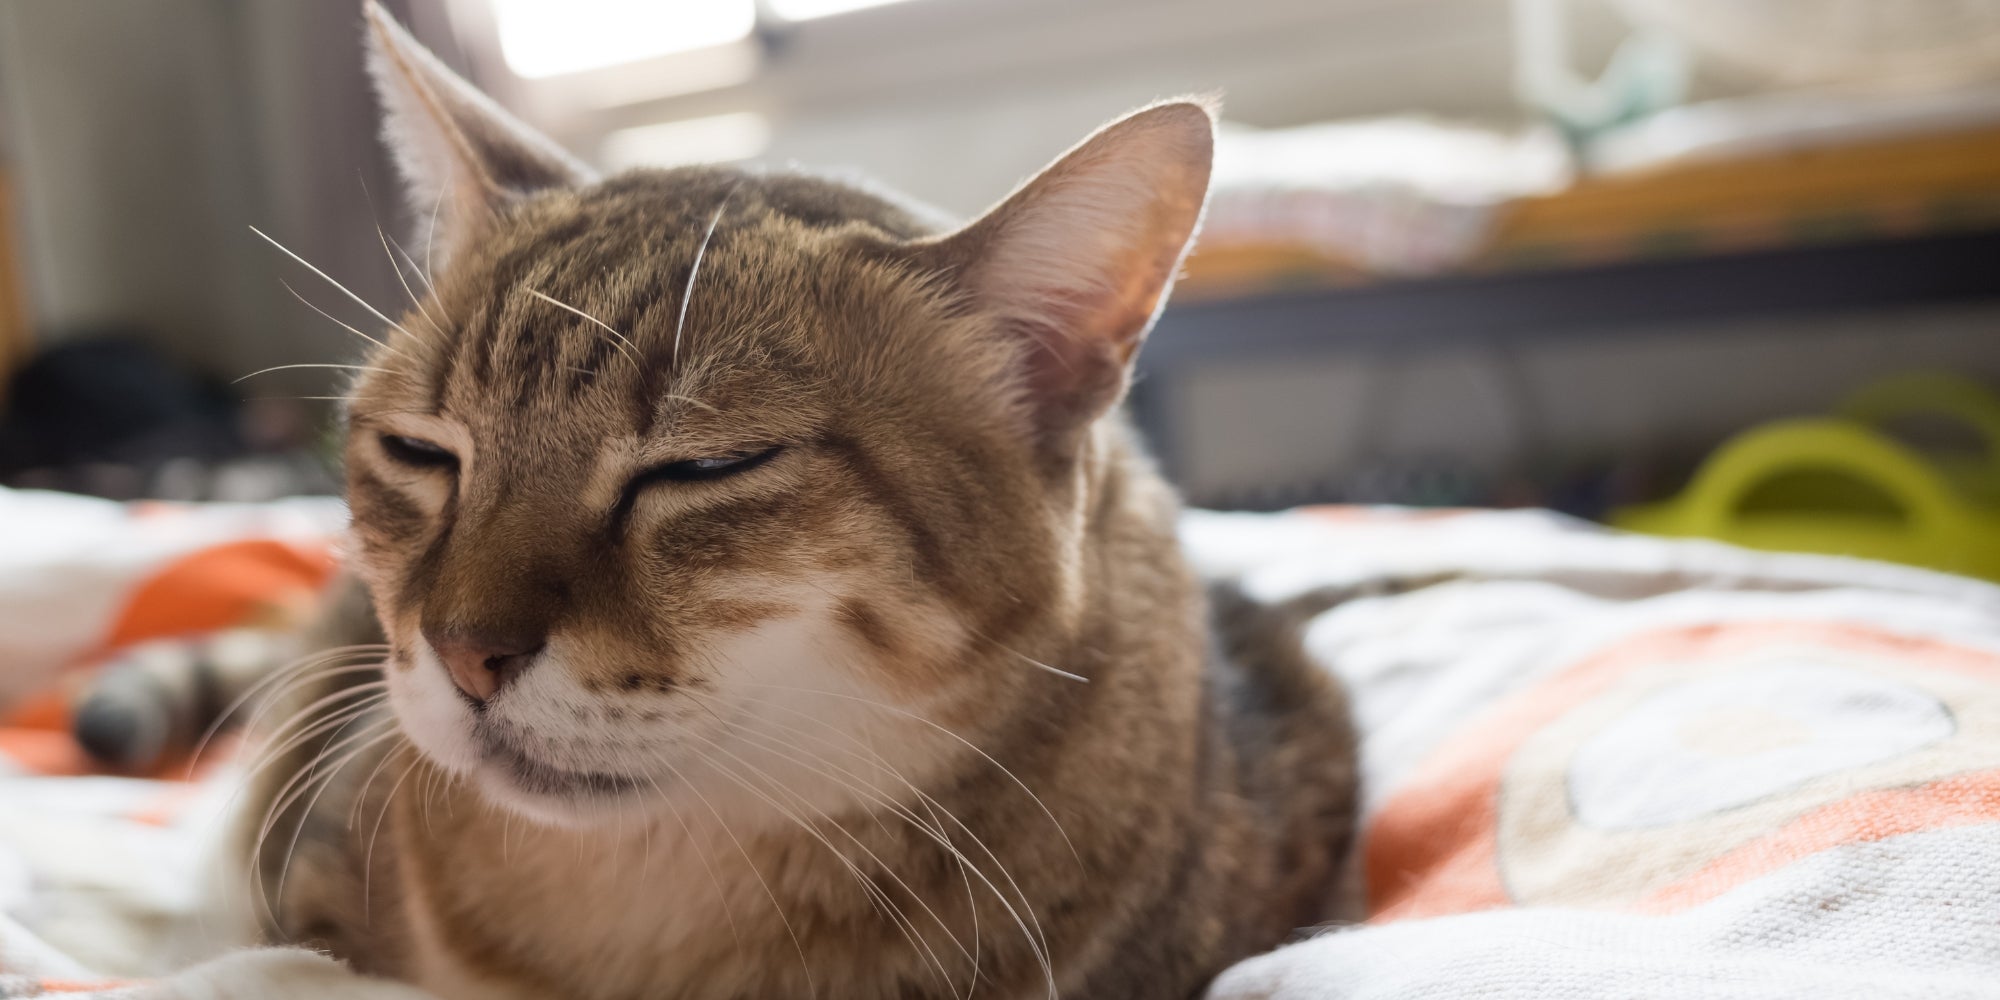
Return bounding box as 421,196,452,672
115,4,1360,997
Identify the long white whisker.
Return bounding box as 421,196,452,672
680,742,958,995
418,760,444,839
686,729,976,965
737,681,1081,866
661,393,720,415
217,688,387,862
523,287,640,367
241,677,389,771
972,629,1090,684
638,770,743,946
239,683,386,777
721,695,1050,992
732,713,992,993
241,689,388,788
347,733,409,832
207,669,389,918
240,683,386,788
278,279,409,363
251,225,422,343
232,363,394,385
692,720,993,986
742,708,986,982
379,226,447,336
650,753,818,998
424,177,450,298
654,689,961,988
251,713,395,926
358,173,449,336
272,725,401,910
743,578,1050,979
190,648,388,775
365,752,424,919
393,237,440,301
673,183,738,372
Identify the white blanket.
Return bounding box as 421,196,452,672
1188,507,2000,999
3,490,1996,997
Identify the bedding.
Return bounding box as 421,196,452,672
2,488,1996,997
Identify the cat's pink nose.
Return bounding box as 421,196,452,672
426,627,545,704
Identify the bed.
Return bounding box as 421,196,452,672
3,487,1997,998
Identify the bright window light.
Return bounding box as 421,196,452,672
600,112,773,170
492,0,757,79
766,0,927,21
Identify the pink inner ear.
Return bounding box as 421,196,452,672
1003,294,1136,435
1005,219,1190,403
1014,328,1127,434
924,100,1214,438
1102,239,1187,361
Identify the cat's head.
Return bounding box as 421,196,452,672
344,3,1211,826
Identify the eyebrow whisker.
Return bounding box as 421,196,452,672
278,279,411,363
378,225,448,336
232,363,396,385
524,287,641,369
251,225,425,345
358,173,449,338
659,392,720,415
673,182,740,374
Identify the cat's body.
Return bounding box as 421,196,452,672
183,5,1358,998
251,527,1352,1000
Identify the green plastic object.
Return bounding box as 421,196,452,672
1836,372,2000,506
1614,417,2000,582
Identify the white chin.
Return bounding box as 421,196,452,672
387,663,655,828
467,754,653,827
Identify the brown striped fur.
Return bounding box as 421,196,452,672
234,5,1357,998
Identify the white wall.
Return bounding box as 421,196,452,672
491,0,1665,218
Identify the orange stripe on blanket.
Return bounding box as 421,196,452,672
1637,768,2000,913
31,979,136,993
0,538,336,777
0,728,93,777
2,689,69,732
1362,631,1641,922
1363,620,2000,923
100,538,335,652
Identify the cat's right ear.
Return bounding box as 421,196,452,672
362,1,594,269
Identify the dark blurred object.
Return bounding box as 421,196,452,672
0,334,238,472
73,631,288,773
0,334,338,501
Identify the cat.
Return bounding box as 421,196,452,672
94,4,1360,997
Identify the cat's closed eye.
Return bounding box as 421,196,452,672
615,447,783,524
630,446,782,489
378,434,458,470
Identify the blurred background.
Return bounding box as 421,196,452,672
2,0,1998,551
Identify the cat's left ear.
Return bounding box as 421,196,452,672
362,1,595,269
920,99,1215,445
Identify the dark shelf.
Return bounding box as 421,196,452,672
1141,228,2000,367
1129,228,2000,486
